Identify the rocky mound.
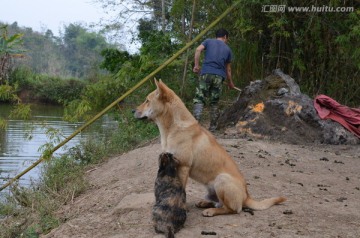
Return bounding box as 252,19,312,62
217,69,359,145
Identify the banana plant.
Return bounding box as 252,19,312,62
0,25,29,128
0,25,25,84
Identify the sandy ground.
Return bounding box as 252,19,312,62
43,136,360,238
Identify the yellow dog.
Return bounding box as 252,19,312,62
134,80,286,216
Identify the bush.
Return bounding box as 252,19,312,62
63,75,127,122
108,108,158,153
10,67,86,104
32,76,86,104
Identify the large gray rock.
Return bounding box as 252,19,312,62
217,69,359,145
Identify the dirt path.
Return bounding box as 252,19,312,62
43,138,360,238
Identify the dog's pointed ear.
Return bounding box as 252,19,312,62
154,79,162,97
155,79,170,102
154,78,160,92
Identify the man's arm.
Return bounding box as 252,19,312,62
226,63,235,88
193,44,205,73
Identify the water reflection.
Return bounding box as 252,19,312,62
0,104,117,193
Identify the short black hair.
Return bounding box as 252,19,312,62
215,29,229,38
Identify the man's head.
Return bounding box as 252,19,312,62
215,29,229,40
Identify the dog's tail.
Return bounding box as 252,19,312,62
244,196,286,211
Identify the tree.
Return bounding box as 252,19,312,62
62,23,109,78
0,25,30,129
84,0,360,106
4,21,115,79
0,25,25,84
225,0,360,106
100,48,132,74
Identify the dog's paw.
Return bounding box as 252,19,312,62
196,200,215,208
202,208,215,217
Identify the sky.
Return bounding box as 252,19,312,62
0,0,106,34
0,0,141,52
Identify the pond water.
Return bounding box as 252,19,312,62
0,104,118,196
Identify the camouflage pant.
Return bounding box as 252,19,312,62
193,74,224,105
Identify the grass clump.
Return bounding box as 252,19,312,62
0,154,87,238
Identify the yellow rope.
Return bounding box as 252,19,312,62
0,1,240,192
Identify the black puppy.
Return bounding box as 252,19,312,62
152,152,186,238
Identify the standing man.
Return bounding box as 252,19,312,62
193,28,235,132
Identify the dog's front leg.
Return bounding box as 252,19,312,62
178,166,190,188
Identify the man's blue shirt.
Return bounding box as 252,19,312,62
200,39,232,79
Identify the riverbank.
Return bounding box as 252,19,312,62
41,137,360,238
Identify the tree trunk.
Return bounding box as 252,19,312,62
161,0,166,32
181,0,196,95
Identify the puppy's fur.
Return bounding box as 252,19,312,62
153,153,186,238
135,80,286,217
